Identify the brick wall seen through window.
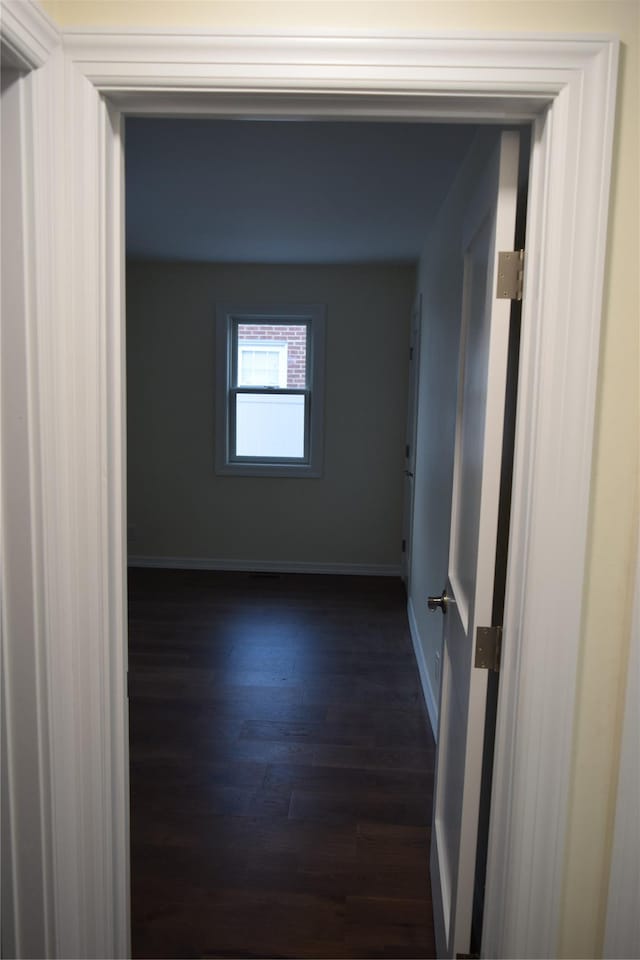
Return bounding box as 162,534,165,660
238,323,307,387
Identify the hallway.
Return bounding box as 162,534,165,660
128,569,436,958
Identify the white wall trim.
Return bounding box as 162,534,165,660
5,16,619,959
407,597,439,740
1,56,56,960
483,37,617,950
0,0,59,69
129,555,401,578
0,7,61,957
25,45,130,959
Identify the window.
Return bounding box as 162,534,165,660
215,303,326,477
237,341,288,388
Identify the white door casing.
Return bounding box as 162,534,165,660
1,64,54,960
429,130,519,958
1,4,60,958
0,4,619,957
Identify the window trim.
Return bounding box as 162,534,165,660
215,302,326,477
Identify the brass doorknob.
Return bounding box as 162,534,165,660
427,590,451,614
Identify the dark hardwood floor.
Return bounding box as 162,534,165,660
128,568,436,959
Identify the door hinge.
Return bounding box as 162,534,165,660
405,443,410,458
401,538,406,553
475,625,503,672
496,249,525,300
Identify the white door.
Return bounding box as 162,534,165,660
429,130,520,959
402,294,422,584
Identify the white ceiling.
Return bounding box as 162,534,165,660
125,118,479,263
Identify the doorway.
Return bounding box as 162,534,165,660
124,116,489,958
123,114,534,958
3,17,617,957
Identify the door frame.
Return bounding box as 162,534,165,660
1,4,619,957
1,6,61,959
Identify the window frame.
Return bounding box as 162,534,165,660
215,302,326,477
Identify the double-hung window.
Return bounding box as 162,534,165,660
215,303,326,477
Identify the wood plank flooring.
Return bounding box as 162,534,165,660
128,569,436,959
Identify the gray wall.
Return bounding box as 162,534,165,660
126,261,415,569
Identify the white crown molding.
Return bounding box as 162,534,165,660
0,0,59,70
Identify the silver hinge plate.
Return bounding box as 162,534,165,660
475,626,503,672
496,249,525,300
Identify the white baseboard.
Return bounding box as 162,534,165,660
407,596,439,740
128,555,401,578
